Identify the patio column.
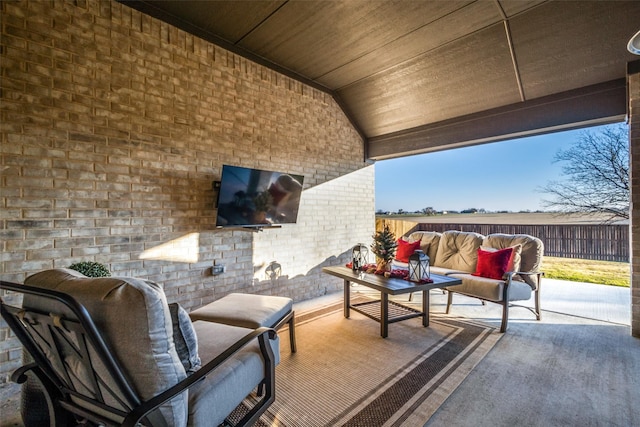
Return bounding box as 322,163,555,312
629,59,640,338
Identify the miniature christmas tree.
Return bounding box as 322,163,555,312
371,225,397,271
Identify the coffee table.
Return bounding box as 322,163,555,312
322,265,462,338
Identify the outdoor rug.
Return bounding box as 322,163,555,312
232,296,502,427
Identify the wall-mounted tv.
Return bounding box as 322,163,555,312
215,165,304,228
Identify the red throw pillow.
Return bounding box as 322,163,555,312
395,239,421,263
472,247,513,280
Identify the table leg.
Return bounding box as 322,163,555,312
344,279,350,319
381,293,389,338
422,290,429,327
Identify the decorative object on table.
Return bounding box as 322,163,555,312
371,224,397,272
351,243,369,271
68,261,111,277
408,250,430,282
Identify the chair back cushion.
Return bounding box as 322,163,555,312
434,231,484,272
406,231,441,264
483,234,544,288
24,269,187,427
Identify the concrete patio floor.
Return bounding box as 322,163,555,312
296,277,632,327
519,278,630,325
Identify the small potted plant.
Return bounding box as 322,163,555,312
68,261,111,277
371,225,397,272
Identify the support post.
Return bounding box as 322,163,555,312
628,60,640,338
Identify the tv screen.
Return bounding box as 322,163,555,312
215,165,304,227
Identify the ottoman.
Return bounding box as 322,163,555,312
190,293,296,352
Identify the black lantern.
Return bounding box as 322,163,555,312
351,243,369,271
408,250,430,282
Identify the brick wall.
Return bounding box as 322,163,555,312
0,0,374,381
630,60,640,337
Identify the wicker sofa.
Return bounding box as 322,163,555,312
396,230,544,332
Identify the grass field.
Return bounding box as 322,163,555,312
541,256,630,287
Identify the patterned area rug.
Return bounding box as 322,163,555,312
233,296,502,427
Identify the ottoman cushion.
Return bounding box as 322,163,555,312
190,293,293,329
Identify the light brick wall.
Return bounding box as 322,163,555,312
630,60,640,337
0,0,374,381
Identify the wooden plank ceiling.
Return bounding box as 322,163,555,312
122,0,640,160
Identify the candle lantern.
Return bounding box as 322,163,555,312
408,250,430,282
351,243,369,271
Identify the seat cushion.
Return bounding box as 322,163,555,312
189,293,293,329
429,265,468,276
24,268,187,427
447,273,532,302
188,321,279,427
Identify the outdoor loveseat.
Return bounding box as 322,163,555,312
394,230,544,332
0,268,279,427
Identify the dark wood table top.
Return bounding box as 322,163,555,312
322,265,461,296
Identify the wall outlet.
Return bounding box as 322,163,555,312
211,264,225,275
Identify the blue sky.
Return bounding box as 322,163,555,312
375,124,616,213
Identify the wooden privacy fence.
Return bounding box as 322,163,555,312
375,218,629,262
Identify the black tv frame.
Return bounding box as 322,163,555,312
214,165,304,230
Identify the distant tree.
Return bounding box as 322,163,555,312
421,207,437,216
461,208,478,214
397,208,405,215
540,124,629,222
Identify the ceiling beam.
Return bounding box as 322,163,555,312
494,0,525,102
367,79,627,161
503,20,525,102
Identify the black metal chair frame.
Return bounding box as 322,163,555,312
0,280,276,427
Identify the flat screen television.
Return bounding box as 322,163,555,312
215,165,304,228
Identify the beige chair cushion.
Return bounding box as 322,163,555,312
429,265,469,276
483,233,544,288
24,269,187,427
406,231,441,264
447,273,533,302
434,231,484,273
189,293,292,330
189,321,279,427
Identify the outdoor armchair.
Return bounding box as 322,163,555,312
0,268,278,426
